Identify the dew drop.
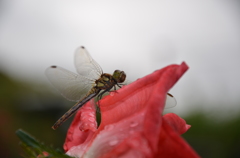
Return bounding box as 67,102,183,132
105,124,114,130
88,113,94,117
110,92,115,96
130,121,138,127
109,140,119,146
88,117,95,122
89,123,94,127
79,127,85,131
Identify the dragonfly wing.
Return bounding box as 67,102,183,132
52,91,98,129
165,93,177,109
122,79,132,86
45,66,93,102
119,79,176,109
74,46,103,80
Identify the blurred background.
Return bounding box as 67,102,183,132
0,0,240,157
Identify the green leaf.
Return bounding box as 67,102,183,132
16,129,42,149
16,129,73,158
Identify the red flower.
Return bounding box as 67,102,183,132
64,62,200,158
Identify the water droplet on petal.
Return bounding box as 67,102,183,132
109,139,119,146
130,121,138,127
89,123,94,127
105,124,114,130
88,113,94,117
110,92,115,96
88,117,95,122
79,127,85,131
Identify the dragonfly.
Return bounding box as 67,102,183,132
45,46,176,130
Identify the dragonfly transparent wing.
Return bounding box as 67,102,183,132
165,93,177,109
121,79,132,86
45,66,94,102
74,46,103,80
121,80,177,109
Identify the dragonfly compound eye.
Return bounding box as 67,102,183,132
113,70,126,83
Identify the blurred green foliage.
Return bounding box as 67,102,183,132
0,71,239,158
16,129,72,158
0,72,73,157
183,113,240,158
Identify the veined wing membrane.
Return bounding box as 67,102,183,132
75,46,103,80
120,79,177,109
45,66,94,102
165,93,177,109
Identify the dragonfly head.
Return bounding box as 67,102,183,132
112,70,126,83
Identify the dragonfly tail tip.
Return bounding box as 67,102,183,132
52,126,57,130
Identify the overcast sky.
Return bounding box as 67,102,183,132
0,0,240,118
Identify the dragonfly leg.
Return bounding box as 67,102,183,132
97,94,102,101
98,89,109,100
107,85,119,94
96,89,109,109
116,83,122,88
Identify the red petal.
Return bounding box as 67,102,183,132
95,62,189,153
64,62,199,157
99,62,189,124
156,120,200,158
64,100,97,153
163,113,191,135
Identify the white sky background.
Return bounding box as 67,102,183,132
0,0,240,118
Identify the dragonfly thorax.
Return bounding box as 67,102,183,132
95,70,126,90
95,73,116,90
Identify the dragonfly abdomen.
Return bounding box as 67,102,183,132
52,88,101,130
